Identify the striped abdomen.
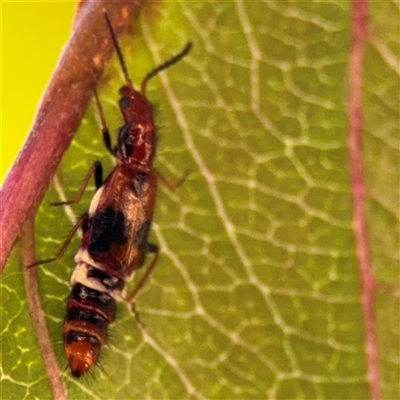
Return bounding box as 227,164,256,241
63,261,123,377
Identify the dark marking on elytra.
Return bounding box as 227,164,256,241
89,207,130,254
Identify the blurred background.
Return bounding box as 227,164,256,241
2,2,76,183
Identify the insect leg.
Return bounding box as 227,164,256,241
26,214,88,268
93,89,118,156
51,162,103,206
154,168,190,191
128,243,159,325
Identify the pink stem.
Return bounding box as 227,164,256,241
21,219,67,399
348,1,380,399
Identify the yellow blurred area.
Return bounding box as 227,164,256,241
1,1,77,184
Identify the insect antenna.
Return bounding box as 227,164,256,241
103,10,134,90
140,42,193,95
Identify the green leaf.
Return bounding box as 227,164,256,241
2,1,399,399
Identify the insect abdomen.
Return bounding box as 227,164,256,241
63,264,121,377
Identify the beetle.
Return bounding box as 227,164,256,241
29,11,192,377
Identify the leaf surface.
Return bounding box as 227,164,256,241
1,1,399,399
